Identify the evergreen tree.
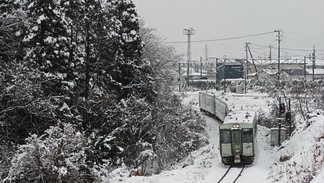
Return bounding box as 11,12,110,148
59,0,85,96
23,0,72,96
107,0,155,100
0,0,26,63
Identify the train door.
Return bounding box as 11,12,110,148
232,130,242,163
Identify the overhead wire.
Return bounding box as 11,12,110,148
284,31,324,37
167,30,324,59
163,31,275,44
250,43,324,52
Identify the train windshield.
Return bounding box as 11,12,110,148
233,131,240,144
243,128,253,143
220,129,231,143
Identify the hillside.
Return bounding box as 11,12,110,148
269,110,324,182
108,91,324,183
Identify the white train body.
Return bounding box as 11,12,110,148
198,92,229,121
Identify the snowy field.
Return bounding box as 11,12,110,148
109,90,324,183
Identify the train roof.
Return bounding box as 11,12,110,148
223,110,257,124
217,94,263,112
203,91,268,112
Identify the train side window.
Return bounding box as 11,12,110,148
243,129,253,143
220,129,231,143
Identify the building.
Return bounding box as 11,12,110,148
217,62,244,81
256,68,324,81
257,69,278,81
281,69,310,81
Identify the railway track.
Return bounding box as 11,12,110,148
217,165,246,183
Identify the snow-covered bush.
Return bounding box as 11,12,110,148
85,129,124,182
87,130,123,166
111,95,157,170
108,92,207,174
4,123,90,182
150,92,207,172
0,142,17,182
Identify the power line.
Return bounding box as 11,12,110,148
163,31,275,44
250,43,324,52
284,32,324,37
281,48,324,52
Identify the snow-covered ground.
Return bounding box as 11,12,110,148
109,90,324,183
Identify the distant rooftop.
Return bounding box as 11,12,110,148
282,69,310,75
306,69,324,75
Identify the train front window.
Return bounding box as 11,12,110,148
243,129,253,143
220,129,231,143
233,131,240,144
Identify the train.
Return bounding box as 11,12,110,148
198,92,230,121
199,92,258,164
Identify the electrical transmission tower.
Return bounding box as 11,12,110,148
183,28,195,86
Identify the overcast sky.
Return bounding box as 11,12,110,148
132,0,324,63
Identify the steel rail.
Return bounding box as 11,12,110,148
217,165,246,183
233,165,246,183
217,165,232,183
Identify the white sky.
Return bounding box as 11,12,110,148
132,0,324,63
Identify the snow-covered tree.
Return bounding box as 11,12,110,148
23,0,69,72
4,123,90,182
111,95,156,168
0,0,26,63
0,0,208,177
139,23,182,84
0,58,80,143
105,0,156,101
22,0,74,96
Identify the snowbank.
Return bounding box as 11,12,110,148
269,111,324,183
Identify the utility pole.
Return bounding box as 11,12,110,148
246,43,258,73
216,58,219,90
269,44,272,64
288,98,291,136
224,56,227,93
245,43,249,94
274,30,281,81
312,46,316,81
183,28,195,87
304,56,306,80
204,44,208,63
278,97,282,146
200,57,202,79
179,63,181,91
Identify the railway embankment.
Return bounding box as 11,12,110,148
268,110,324,182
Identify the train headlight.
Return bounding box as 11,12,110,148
233,124,240,128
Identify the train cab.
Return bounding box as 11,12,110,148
219,111,257,164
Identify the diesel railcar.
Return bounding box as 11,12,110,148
219,110,257,164
198,92,230,122
198,92,258,164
